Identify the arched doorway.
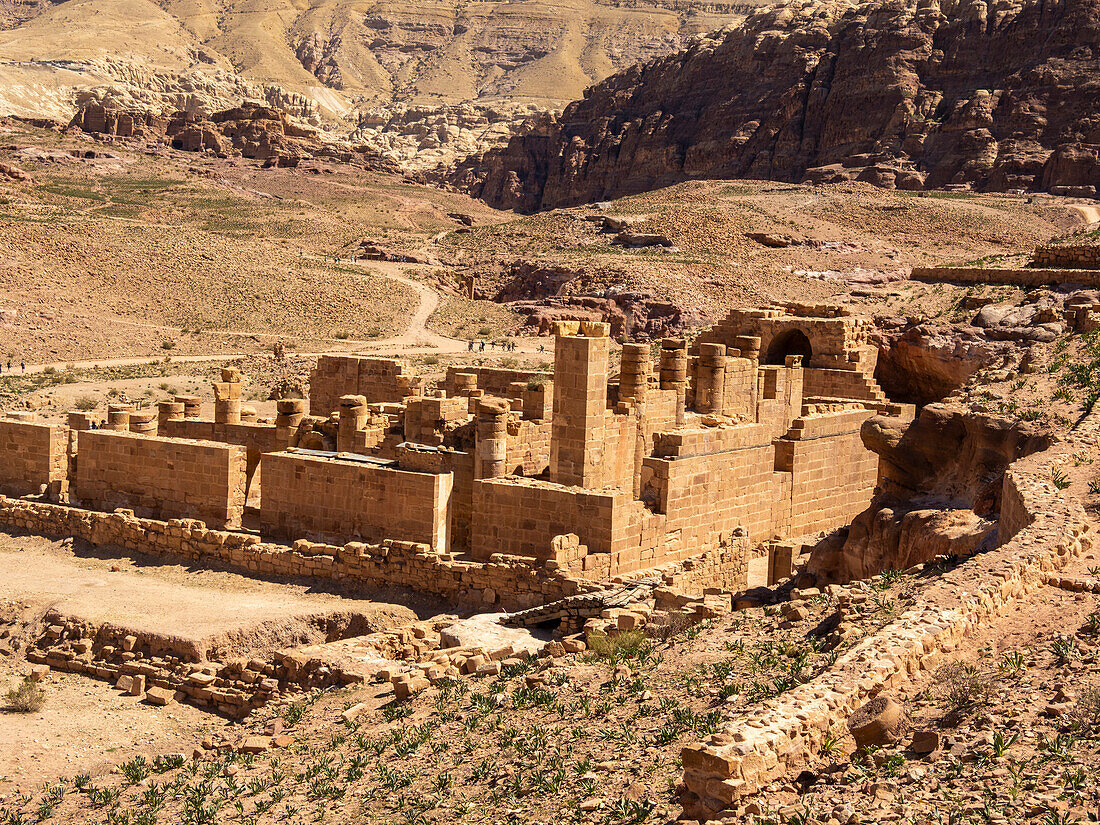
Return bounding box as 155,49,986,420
765,328,813,365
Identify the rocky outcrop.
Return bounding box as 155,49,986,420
455,0,1100,210
491,259,702,338
69,100,397,169
807,403,1052,582
872,320,1016,405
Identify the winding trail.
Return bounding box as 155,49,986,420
14,257,538,376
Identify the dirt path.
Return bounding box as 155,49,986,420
1070,203,1100,224
15,257,542,375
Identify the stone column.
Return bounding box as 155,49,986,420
337,394,367,453
619,343,650,499
157,401,185,430
696,343,728,415
104,404,132,431
659,338,688,426
174,395,202,418
213,368,243,425
475,398,510,479
619,343,650,404
128,409,158,436
276,398,306,446
550,322,610,488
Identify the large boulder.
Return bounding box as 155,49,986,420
849,696,909,749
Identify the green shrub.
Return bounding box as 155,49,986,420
6,677,46,712
586,630,652,664
74,396,98,411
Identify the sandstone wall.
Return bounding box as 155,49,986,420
0,418,65,497
73,430,246,528
470,478,621,561
802,367,886,403
443,366,550,397
777,409,880,536
912,266,1100,287
260,451,452,549
309,356,423,415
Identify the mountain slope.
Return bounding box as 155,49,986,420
0,0,758,124
453,0,1100,210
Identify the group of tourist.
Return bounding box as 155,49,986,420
467,340,519,353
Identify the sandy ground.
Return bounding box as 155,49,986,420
0,534,421,651
0,531,443,794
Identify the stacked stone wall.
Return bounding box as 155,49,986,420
1034,242,1100,269
443,366,550,397
260,451,452,549
506,420,553,476
0,418,65,496
470,478,621,561
912,266,1100,287
0,496,606,610
73,430,246,529
776,409,880,536
309,356,423,415
802,367,887,403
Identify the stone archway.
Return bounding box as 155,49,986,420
764,328,813,365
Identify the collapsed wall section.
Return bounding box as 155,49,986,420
73,430,247,528
259,451,453,550
0,418,66,497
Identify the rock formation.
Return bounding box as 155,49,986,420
68,101,397,169
455,0,1100,210
807,403,1053,582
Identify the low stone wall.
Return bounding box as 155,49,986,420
0,495,604,611
679,443,1093,819
911,266,1100,287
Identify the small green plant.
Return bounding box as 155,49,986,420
5,677,45,712
935,662,993,711
1051,635,1078,663
999,650,1027,677
991,730,1019,758
1051,468,1071,490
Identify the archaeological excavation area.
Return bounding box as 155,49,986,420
1,296,1099,824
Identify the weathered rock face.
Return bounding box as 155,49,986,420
456,0,1100,210
807,403,1051,582
69,101,397,170
873,321,1015,405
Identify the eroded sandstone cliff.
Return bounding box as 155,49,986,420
455,0,1100,210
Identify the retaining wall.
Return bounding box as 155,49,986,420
911,266,1100,287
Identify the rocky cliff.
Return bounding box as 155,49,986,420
455,0,1100,210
